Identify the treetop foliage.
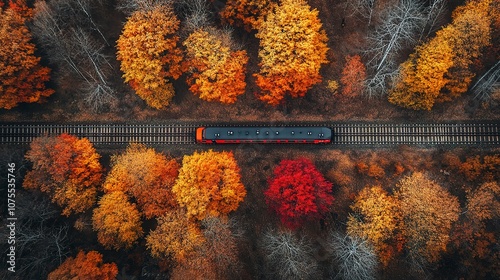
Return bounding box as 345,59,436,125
220,0,278,31
265,158,334,229
184,27,248,104
254,0,329,106
172,150,246,220
48,250,118,280
23,134,103,216
0,0,54,109
116,4,184,109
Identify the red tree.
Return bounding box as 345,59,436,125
264,158,334,229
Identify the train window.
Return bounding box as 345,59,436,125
275,131,279,135
228,131,234,135
319,133,324,138
256,130,260,135
214,133,220,138
291,131,295,135
308,131,312,135
266,131,269,135
245,131,249,135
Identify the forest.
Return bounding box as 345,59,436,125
0,0,499,279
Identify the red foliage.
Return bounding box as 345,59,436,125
264,158,334,229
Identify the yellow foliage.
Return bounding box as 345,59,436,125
92,191,143,250
466,181,500,223
395,172,460,263
254,0,329,105
347,186,399,266
220,0,278,31
116,5,184,109
183,28,248,104
172,150,246,220
326,80,339,94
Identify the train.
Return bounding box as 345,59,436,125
196,126,332,144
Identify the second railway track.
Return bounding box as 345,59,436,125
0,122,499,147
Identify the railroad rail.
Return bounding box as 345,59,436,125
0,122,498,147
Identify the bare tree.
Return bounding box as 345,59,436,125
419,0,447,41
364,0,425,97
328,232,377,280
260,229,318,280
472,60,500,101
181,0,211,32
116,0,174,14
31,0,116,111
349,0,377,25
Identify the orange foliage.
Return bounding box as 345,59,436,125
395,172,460,263
254,0,329,106
48,251,118,280
466,181,500,223
92,191,143,250
116,5,184,109
460,154,500,181
340,55,366,97
0,1,53,109
184,27,248,104
220,0,278,31
104,144,179,219
24,134,103,216
347,186,400,266
172,150,246,220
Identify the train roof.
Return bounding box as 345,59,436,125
203,126,331,141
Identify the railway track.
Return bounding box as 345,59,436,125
0,122,498,147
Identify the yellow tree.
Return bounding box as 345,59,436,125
183,27,248,104
116,4,184,109
48,251,118,280
23,134,103,216
254,0,329,106
0,1,53,109
388,36,453,110
395,172,460,263
92,191,143,250
172,150,246,220
347,186,400,266
103,144,179,219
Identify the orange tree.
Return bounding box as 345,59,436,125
347,186,400,266
116,4,184,109
389,0,493,109
394,172,460,263
92,191,143,250
0,0,53,109
264,158,334,229
23,134,103,216
48,251,118,280
103,144,179,219
183,27,248,104
172,150,246,221
340,55,366,97
220,0,278,31
254,0,329,106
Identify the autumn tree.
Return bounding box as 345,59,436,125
48,251,118,280
0,1,53,109
183,27,248,104
394,172,460,264
264,158,334,229
116,4,184,109
220,0,278,31
254,0,329,106
146,208,203,262
23,134,103,216
103,144,179,219
347,186,400,266
340,55,367,97
261,229,318,280
92,191,143,250
329,232,377,280
388,35,453,110
172,150,246,220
